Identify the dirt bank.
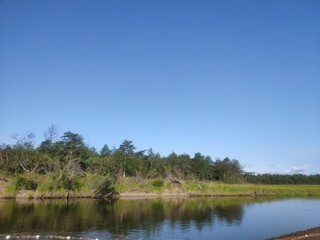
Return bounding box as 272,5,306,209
269,227,320,240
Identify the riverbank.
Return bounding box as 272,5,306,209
1,175,320,199
269,227,320,240
114,176,320,198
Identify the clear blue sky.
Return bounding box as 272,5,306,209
1,0,319,174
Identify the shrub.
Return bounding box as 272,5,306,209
5,176,37,194
15,176,37,190
37,170,83,193
92,174,115,197
152,178,164,188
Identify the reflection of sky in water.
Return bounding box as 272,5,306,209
0,198,319,240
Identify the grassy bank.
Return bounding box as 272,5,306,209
114,177,320,197
1,174,320,199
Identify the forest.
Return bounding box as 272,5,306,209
1,126,319,196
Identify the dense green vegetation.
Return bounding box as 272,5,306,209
0,126,319,196
245,173,320,185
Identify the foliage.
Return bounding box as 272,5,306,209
100,144,112,157
14,176,38,190
245,173,320,185
37,170,83,192
1,126,320,198
4,176,37,194
91,174,115,196
152,178,164,188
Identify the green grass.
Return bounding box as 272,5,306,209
114,176,162,193
185,182,320,196
4,184,17,196
1,173,320,197
115,178,320,196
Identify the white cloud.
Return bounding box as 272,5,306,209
285,164,308,174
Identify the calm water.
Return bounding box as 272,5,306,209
0,197,319,240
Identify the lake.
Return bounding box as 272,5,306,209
0,197,319,240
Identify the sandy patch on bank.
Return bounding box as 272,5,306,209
269,227,320,240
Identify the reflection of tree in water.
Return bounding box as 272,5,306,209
0,200,108,233
215,203,243,226
0,197,273,236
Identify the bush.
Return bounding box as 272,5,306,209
37,170,83,193
37,172,62,192
15,176,37,190
5,176,38,194
152,178,164,188
92,174,115,197
61,175,82,191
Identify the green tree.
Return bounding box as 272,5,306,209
145,149,167,178
61,132,85,159
100,144,111,157
58,132,95,165
213,158,243,183
113,139,137,177
166,153,192,179
118,139,136,158
191,153,213,180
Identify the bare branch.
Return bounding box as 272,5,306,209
44,125,58,142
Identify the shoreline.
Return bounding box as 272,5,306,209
1,177,320,200
269,227,320,240
0,190,315,200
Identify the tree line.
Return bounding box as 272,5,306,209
0,126,319,189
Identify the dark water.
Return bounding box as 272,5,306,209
0,197,319,240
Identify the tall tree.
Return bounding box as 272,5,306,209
11,133,38,173
38,125,58,155
213,158,243,182
44,124,58,143
61,131,86,160
116,139,136,177
118,139,136,159
100,144,111,157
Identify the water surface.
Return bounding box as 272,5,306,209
0,197,319,239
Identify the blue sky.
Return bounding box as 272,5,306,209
1,0,319,174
